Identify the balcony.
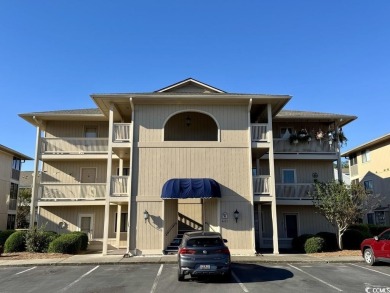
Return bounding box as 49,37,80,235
39,183,106,200
111,176,129,196
113,123,131,142
41,138,109,155
253,175,270,195
275,183,314,199
251,124,269,142
273,139,337,153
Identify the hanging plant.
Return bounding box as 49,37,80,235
297,129,312,143
289,133,299,144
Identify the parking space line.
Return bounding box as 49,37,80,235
59,265,99,292
15,266,37,275
288,264,343,292
349,264,390,277
231,270,249,292
150,264,163,293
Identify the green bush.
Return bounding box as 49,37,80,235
4,231,26,253
316,232,338,251
48,234,82,254
368,225,390,237
0,230,15,246
25,227,59,253
349,224,371,238
292,234,314,253
71,231,88,250
304,237,326,253
342,229,366,250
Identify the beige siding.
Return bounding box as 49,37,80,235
0,152,12,230
39,206,105,238
178,199,203,226
204,198,219,232
41,161,108,183
274,160,334,183
164,199,178,248
45,121,109,138
135,104,248,143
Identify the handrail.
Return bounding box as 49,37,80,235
178,212,203,230
165,222,177,236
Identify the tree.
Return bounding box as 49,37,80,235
16,188,31,228
312,181,369,250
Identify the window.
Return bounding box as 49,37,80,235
114,213,128,232
84,126,98,138
7,214,16,229
10,183,18,199
116,168,130,176
367,213,374,225
282,169,296,184
362,149,370,163
280,127,292,139
349,155,357,166
12,157,21,170
363,180,374,193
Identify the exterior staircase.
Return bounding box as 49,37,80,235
164,228,195,255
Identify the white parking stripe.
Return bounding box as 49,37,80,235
288,264,343,292
231,270,249,293
15,266,36,275
350,263,390,277
150,264,163,293
59,265,99,292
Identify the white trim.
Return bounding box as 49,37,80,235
162,109,221,142
156,78,225,93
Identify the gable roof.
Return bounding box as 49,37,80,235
342,133,390,157
155,78,226,94
0,144,32,160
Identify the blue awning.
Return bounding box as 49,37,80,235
161,178,221,199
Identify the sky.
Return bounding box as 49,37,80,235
1,1,389,171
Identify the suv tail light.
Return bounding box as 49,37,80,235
215,248,230,255
178,248,196,255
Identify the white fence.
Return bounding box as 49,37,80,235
41,138,108,154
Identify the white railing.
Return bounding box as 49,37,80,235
253,175,270,194
273,139,337,153
111,176,129,196
41,138,108,154
113,123,131,142
275,183,314,199
251,124,268,142
39,183,106,200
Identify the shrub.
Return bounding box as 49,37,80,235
4,231,26,253
71,231,88,250
349,224,371,238
48,234,82,254
292,234,314,253
0,230,15,246
316,232,338,251
25,226,59,253
304,237,326,253
368,225,390,237
342,229,366,250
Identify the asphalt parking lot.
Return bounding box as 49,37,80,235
0,262,389,293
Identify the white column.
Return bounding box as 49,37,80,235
30,124,41,228
267,103,279,254
116,204,122,248
103,104,114,255
247,99,256,254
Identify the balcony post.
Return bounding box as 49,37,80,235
30,121,42,228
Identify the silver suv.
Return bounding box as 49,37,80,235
177,231,231,281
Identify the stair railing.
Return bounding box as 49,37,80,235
165,222,177,236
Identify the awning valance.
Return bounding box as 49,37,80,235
161,178,221,199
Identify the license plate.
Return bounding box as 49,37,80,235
199,265,211,270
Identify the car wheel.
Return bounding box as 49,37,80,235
364,248,375,266
178,267,184,281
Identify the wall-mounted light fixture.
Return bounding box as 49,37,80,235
233,209,239,223
143,210,149,223
185,116,191,127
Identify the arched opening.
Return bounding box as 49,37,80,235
164,111,218,141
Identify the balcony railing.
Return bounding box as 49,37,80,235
253,175,270,194
113,123,131,142
12,169,21,181
273,139,337,153
111,176,129,196
8,198,17,210
275,183,314,199
41,138,109,154
39,183,106,200
251,124,269,142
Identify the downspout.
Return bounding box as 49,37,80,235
126,97,135,256
247,99,256,254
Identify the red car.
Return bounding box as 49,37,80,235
361,228,390,265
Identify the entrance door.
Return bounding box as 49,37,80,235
79,214,94,240
284,214,298,238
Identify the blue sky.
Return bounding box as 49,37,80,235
1,1,389,171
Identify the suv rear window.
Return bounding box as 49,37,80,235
186,237,223,247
